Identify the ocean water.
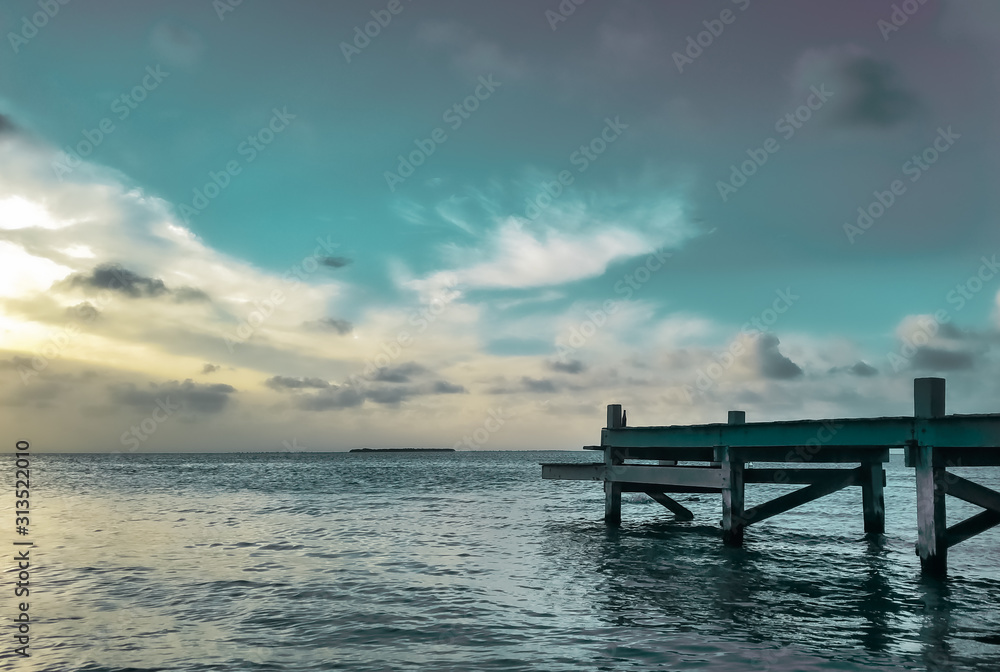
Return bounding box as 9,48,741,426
5,451,1000,672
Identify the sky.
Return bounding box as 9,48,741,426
2,0,1000,452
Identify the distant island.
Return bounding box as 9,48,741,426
348,448,456,453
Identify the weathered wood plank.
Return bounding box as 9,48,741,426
858,462,885,534
928,446,1000,467
610,464,727,489
745,468,864,484
601,417,916,449
601,415,1000,450
914,378,948,574
741,468,860,527
719,445,745,546
942,474,1000,514
945,510,1000,548
543,463,726,488
645,491,695,520
605,444,623,526
622,484,720,494
860,462,886,534
541,463,605,481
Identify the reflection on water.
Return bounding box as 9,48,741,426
4,451,998,671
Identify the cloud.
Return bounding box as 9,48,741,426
837,56,920,126
372,363,426,383
319,256,352,268
0,114,15,135
365,387,411,405
793,46,919,128
304,317,354,334
109,379,236,414
202,363,220,374
65,263,168,298
547,358,586,374
411,215,683,296
521,377,558,393
174,286,211,303
149,20,205,68
849,361,878,377
911,347,975,371
414,20,526,81
294,387,364,411
756,334,804,380
63,263,210,303
432,380,466,394
265,375,331,390
67,301,99,321
0,356,34,370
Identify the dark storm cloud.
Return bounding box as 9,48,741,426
109,379,236,414
64,263,210,302
319,256,352,269
911,347,975,371
546,359,587,374
837,55,919,127
304,318,354,334
757,334,803,380
372,363,426,383
0,114,15,134
265,375,330,390
202,363,221,374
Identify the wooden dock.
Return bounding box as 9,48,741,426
541,377,1000,575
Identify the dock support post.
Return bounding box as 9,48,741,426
719,411,746,545
914,378,947,575
604,404,623,526
861,461,886,534
718,446,745,546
